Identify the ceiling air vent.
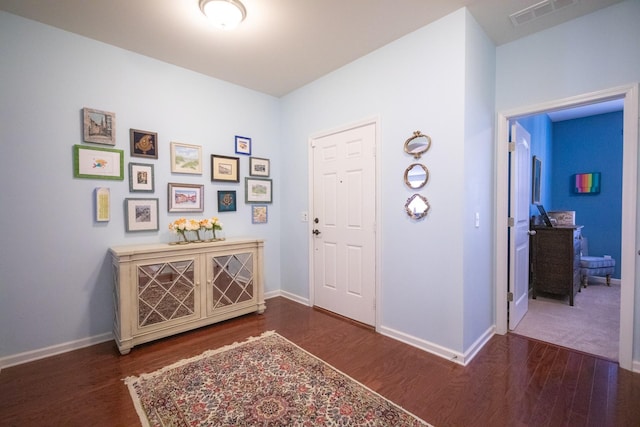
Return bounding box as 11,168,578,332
510,0,578,27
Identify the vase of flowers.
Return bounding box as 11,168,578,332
186,219,202,242
200,217,223,241
168,218,189,244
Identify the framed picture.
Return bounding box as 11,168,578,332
73,144,124,180
124,198,159,232
532,156,541,204
95,187,110,222
574,172,601,194
245,177,272,203
235,135,252,155
168,183,204,212
252,205,268,224
211,154,240,182
171,142,202,174
218,190,237,212
130,129,158,159
83,107,115,145
129,162,154,192
249,157,270,177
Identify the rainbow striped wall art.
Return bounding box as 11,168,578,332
574,172,601,194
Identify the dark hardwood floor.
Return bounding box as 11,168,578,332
1,296,639,426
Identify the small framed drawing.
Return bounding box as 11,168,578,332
211,154,240,182
95,187,110,222
168,183,204,212
83,107,115,145
129,162,154,192
171,142,202,174
252,205,268,224
73,144,124,180
218,190,237,212
245,177,272,203
130,129,158,159
235,135,252,155
249,157,270,177
124,198,159,232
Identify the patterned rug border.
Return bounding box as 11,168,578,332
124,330,431,426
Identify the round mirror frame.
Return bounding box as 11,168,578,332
404,131,432,159
405,194,430,220
404,163,429,189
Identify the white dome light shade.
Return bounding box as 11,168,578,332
199,0,247,30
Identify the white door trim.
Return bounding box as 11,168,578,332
495,83,638,371
307,116,382,330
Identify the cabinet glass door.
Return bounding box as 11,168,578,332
210,252,254,311
137,259,196,327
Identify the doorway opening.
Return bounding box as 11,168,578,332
509,102,623,361
495,84,638,371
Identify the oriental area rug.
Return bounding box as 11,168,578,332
125,331,431,427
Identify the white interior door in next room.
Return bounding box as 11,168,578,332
311,122,376,326
509,121,531,330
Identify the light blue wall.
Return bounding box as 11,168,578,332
462,11,496,351
280,9,495,354
496,0,640,360
2,0,638,365
552,112,623,278
0,11,282,358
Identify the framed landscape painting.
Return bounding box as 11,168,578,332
168,183,204,212
211,154,240,182
171,142,202,174
245,177,272,203
83,107,115,145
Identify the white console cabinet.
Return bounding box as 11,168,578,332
109,238,265,354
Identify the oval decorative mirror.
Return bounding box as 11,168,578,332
404,131,431,159
405,194,430,220
404,163,429,189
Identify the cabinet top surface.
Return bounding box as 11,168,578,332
532,225,583,230
110,237,264,257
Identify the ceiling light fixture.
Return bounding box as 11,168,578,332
199,0,247,30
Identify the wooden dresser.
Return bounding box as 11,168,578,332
530,225,583,306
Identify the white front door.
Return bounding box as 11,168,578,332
311,122,376,326
508,121,531,330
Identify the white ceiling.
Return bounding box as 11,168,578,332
0,0,624,97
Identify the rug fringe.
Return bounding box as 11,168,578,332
123,330,276,383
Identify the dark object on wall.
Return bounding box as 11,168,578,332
532,156,541,204
573,172,601,194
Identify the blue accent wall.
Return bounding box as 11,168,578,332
518,115,553,218
551,112,623,278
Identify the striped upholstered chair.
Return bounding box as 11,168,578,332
579,237,615,287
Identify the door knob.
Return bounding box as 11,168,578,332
528,230,537,236
312,229,321,236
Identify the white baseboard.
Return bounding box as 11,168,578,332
0,332,113,371
463,325,495,364
266,289,310,306
378,325,466,365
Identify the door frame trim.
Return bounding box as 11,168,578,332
307,116,381,330
495,84,638,371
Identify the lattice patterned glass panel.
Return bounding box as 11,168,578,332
137,260,195,327
210,252,254,310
